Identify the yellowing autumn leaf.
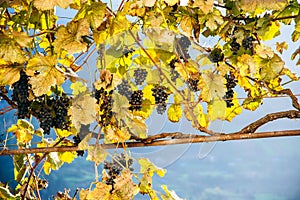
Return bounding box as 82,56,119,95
55,128,73,138
78,133,92,150
276,42,288,54
7,119,34,144
164,0,178,6
113,170,139,199
70,81,87,96
86,146,107,165
44,152,63,175
167,104,182,123
139,172,159,198
180,16,193,37
193,0,214,14
128,117,148,138
199,70,226,102
58,151,77,164
225,93,242,121
143,0,156,7
27,55,65,96
237,54,257,77
160,185,184,200
34,0,72,10
208,100,227,121
138,158,166,177
258,54,284,82
104,126,131,143
74,1,106,29
112,93,130,119
0,67,21,86
69,94,98,131
0,33,26,64
255,44,274,59
84,182,111,200
243,97,262,111
53,19,89,54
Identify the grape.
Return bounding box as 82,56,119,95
12,70,31,119
134,68,148,85
129,90,143,111
223,73,237,108
52,96,71,130
209,48,224,63
37,105,53,135
117,79,132,100
95,88,114,127
230,38,241,55
151,85,169,114
123,47,134,57
175,36,191,60
169,58,180,82
242,36,255,50
187,78,200,92
104,153,134,193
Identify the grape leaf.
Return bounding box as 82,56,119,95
13,154,27,183
180,16,193,37
58,151,77,164
243,97,262,111
74,1,106,29
112,93,130,119
112,170,139,199
70,81,87,96
104,126,131,143
78,133,92,150
26,55,65,96
7,119,34,144
276,42,288,54
167,104,182,123
193,0,214,14
225,93,243,121
143,0,156,7
84,182,111,200
257,54,284,82
86,146,107,165
53,19,89,54
68,94,98,131
139,171,159,199
138,158,166,177
199,70,226,102
164,0,178,6
0,67,21,86
208,100,227,121
127,116,148,139
55,128,73,138
34,0,72,10
44,152,63,175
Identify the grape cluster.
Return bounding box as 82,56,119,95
151,85,169,114
242,36,255,50
230,38,241,55
169,58,180,82
175,36,191,60
12,70,31,119
129,90,143,111
209,48,224,63
187,78,200,92
95,88,114,127
104,153,134,193
33,94,71,135
117,79,132,100
73,135,84,156
134,68,148,85
224,73,237,108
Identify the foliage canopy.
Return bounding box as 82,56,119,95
1,0,300,199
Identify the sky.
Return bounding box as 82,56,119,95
1,1,300,199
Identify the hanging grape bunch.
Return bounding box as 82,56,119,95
242,35,255,51
169,58,180,82
224,72,237,108
151,85,169,114
32,94,72,135
133,68,148,85
95,87,114,127
104,153,134,193
175,36,191,60
12,70,31,119
129,90,143,111
230,38,241,55
117,79,133,100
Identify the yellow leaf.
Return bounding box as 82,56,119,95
164,0,178,6
74,1,106,29
199,70,226,102
10,31,32,47
0,33,26,64
85,182,111,200
0,67,21,86
225,93,243,121
281,68,299,81
55,128,73,138
34,0,72,10
180,16,193,37
259,54,284,82
112,93,130,119
261,21,280,41
69,94,98,131
161,185,184,200
208,100,227,121
53,19,89,54
86,146,107,165
243,97,262,111
113,170,139,199
139,171,159,199
128,117,148,138
138,158,166,177
70,81,87,96
237,54,257,77
193,0,214,14
7,120,34,144
58,151,77,164
104,126,131,143
43,161,51,175
255,44,274,59
167,104,182,123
